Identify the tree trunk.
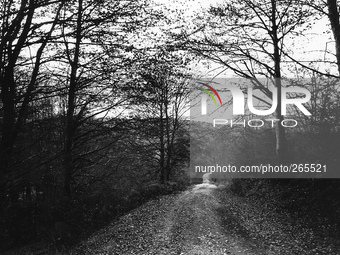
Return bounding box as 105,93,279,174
0,1,29,196
159,103,166,184
327,0,340,75
165,107,171,182
63,0,83,198
0,0,62,203
0,67,16,184
271,0,286,162
0,0,35,202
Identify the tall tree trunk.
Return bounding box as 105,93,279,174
0,67,16,196
271,0,286,161
0,0,62,203
165,120,177,182
327,0,340,75
63,0,83,198
165,101,171,182
0,0,43,201
0,0,32,197
159,103,166,184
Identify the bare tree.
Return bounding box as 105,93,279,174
0,0,64,201
176,0,313,161
129,50,190,183
326,0,340,75
53,0,157,197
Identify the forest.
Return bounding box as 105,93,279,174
1,0,340,252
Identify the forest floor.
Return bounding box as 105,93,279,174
2,181,340,255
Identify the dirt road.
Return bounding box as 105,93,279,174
71,182,340,255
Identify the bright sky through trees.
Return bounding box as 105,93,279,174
153,0,337,77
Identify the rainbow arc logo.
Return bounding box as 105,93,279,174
197,82,222,115
196,82,222,106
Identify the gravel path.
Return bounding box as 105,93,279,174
5,182,339,254
70,182,254,255
70,182,340,255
